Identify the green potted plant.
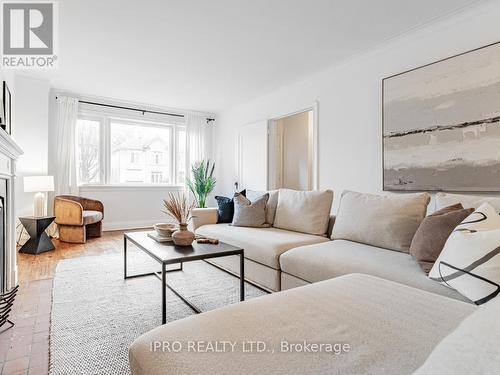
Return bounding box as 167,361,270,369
186,160,216,208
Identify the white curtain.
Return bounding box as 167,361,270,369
186,112,211,166
54,96,79,196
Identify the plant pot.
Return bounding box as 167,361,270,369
172,223,195,246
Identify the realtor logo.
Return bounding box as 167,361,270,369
1,1,58,68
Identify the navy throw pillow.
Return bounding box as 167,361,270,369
215,190,246,223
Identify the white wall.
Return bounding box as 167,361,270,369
214,1,500,211
12,75,50,217
77,186,181,231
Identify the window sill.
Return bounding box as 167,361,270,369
79,184,185,192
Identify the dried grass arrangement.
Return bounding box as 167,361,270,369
162,192,196,224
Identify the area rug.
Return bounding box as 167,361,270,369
49,246,266,374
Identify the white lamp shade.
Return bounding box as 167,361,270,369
24,176,54,193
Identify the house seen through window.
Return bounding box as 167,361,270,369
76,113,186,186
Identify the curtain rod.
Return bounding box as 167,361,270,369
55,97,215,123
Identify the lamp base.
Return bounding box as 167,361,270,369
33,192,46,217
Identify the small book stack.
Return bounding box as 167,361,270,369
147,231,173,243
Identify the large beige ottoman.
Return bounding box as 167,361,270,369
129,274,475,375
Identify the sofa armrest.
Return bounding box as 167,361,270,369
54,197,84,226
191,208,218,231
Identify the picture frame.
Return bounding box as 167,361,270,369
0,83,3,128
1,82,11,135
382,41,500,192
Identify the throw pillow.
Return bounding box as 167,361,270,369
231,193,270,228
429,202,500,305
214,189,246,223
331,190,430,253
410,204,475,274
246,189,279,225
435,192,500,212
414,295,500,375
273,189,333,236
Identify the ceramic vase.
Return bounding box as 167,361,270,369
172,223,195,246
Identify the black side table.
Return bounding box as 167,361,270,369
19,216,55,254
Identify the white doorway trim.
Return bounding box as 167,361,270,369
267,101,319,190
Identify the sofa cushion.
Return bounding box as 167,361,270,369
410,204,474,274
196,224,329,269
435,192,500,212
246,189,279,225
232,193,269,228
414,294,500,375
429,203,500,305
273,189,333,236
129,274,475,375
82,210,103,225
280,240,471,302
331,190,430,253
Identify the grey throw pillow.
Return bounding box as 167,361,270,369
232,193,270,228
246,189,279,225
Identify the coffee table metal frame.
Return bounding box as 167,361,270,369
124,232,245,324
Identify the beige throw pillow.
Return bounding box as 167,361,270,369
231,193,270,228
331,190,430,253
273,189,334,236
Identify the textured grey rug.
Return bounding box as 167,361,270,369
50,247,266,374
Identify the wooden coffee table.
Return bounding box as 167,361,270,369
124,231,245,324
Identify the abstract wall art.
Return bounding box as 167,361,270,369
383,42,500,192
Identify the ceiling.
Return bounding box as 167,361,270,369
36,0,486,112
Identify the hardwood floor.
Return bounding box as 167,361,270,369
17,231,125,283
0,231,127,375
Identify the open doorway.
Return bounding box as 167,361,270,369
268,109,315,190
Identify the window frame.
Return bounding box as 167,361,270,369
76,109,186,189
175,126,187,186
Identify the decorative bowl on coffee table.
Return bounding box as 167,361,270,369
153,223,177,238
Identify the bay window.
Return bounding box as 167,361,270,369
76,111,186,186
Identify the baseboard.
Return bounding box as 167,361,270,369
102,220,157,232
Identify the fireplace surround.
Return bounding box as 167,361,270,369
0,130,23,293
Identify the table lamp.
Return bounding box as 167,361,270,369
24,176,54,217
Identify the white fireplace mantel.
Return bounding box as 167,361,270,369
0,130,23,291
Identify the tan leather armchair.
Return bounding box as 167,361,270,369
54,195,104,243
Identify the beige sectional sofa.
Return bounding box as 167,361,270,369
191,190,469,302
129,274,479,375
129,190,500,374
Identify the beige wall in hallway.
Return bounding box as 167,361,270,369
278,111,312,190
